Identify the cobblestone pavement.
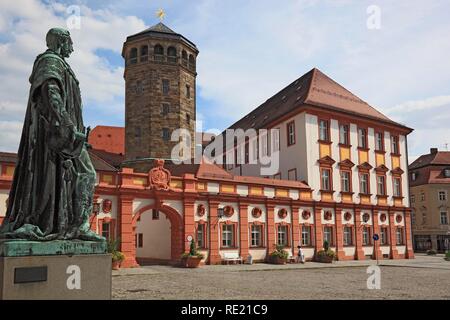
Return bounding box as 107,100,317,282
112,255,450,300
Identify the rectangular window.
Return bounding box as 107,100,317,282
287,121,296,146
343,226,353,246
301,226,312,246
321,169,331,191
197,224,206,248
375,132,384,151
272,128,280,152
288,169,297,181
438,191,447,201
341,171,351,192
393,177,401,197
161,103,170,116
323,226,333,245
362,227,370,246
319,120,329,141
380,228,388,245
135,126,141,138
396,228,404,245
391,136,399,154
137,233,143,248
359,173,369,194
410,195,415,203
377,175,386,196
102,222,110,241
421,193,425,201
440,212,448,225
277,225,288,247
251,225,263,247
222,224,234,248
358,128,367,148
162,128,170,141
162,79,170,95
152,209,159,220
339,124,349,145
186,85,191,98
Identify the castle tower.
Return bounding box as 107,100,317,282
122,22,198,161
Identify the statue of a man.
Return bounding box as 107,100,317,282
0,28,103,242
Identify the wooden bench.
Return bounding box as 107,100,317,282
221,252,243,265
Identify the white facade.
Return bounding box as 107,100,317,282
225,111,410,207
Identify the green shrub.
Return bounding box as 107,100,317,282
317,249,336,259
112,251,125,262
270,244,289,259
107,238,125,262
181,239,204,259
445,251,450,261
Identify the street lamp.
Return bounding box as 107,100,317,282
217,208,224,219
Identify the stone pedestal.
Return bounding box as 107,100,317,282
0,240,111,300
0,254,111,300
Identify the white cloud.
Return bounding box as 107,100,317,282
386,95,450,114
0,0,146,152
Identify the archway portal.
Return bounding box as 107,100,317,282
132,204,183,265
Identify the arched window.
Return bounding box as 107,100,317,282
181,50,188,67
129,47,138,65
167,46,177,63
188,54,195,71
154,44,164,61
140,45,148,62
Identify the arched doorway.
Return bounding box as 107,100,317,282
132,203,183,265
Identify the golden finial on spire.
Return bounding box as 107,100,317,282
156,8,166,22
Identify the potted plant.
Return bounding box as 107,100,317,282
269,245,289,264
315,240,336,263
445,251,450,261
181,239,204,268
108,238,125,270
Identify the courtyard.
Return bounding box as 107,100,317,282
112,254,450,300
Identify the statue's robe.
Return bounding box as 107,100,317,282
0,50,99,241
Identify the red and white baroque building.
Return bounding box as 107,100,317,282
0,150,414,267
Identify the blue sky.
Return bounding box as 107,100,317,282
1,0,450,161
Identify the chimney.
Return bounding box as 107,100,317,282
430,148,438,154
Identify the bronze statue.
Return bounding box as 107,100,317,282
0,28,104,241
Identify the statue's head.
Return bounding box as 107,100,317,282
46,28,73,58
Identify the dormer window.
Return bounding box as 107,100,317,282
444,169,450,178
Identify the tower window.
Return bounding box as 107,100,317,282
140,45,148,62
162,128,170,141
154,44,164,61
186,85,191,98
135,127,141,138
129,47,138,65
188,54,195,71
162,80,170,95
182,50,188,67
167,46,177,63
161,103,170,116
186,114,191,124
